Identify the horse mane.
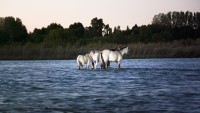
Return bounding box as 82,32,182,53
109,48,117,51
109,46,121,51
120,46,127,50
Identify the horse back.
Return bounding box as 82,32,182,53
109,51,122,61
102,49,122,62
77,55,88,64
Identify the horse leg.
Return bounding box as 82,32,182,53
101,62,105,69
93,61,96,69
92,61,94,69
86,64,88,69
100,62,104,69
93,61,95,69
104,61,108,69
107,61,110,67
95,62,97,69
78,62,82,69
118,62,121,68
87,61,90,69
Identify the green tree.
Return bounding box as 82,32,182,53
112,26,123,43
194,12,200,29
69,22,85,38
46,23,63,32
29,28,46,43
91,17,104,37
152,12,172,26
0,16,28,43
103,24,112,37
47,29,64,41
84,26,93,38
187,11,193,27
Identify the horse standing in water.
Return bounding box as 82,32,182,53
76,54,93,69
89,50,104,69
101,47,129,69
107,47,121,67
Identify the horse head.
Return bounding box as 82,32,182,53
125,47,129,54
119,46,129,55
88,50,95,57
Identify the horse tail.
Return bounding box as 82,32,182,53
100,52,106,69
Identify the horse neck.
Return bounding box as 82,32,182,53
88,54,93,61
119,49,126,56
85,54,91,61
89,51,94,56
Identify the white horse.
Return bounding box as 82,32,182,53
101,47,129,69
76,54,93,69
89,50,104,69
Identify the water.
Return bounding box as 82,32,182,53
0,58,200,113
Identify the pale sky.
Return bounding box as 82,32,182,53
1,0,200,32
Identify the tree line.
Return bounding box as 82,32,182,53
0,11,200,46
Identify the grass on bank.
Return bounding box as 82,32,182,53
0,39,200,60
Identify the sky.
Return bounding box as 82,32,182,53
1,0,200,32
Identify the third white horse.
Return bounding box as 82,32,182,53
101,47,129,69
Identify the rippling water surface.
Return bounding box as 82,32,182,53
0,58,200,113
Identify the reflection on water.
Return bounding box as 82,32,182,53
0,58,200,113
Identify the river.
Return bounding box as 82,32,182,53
0,58,200,113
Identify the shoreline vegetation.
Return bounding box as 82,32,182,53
0,11,200,60
0,39,199,60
